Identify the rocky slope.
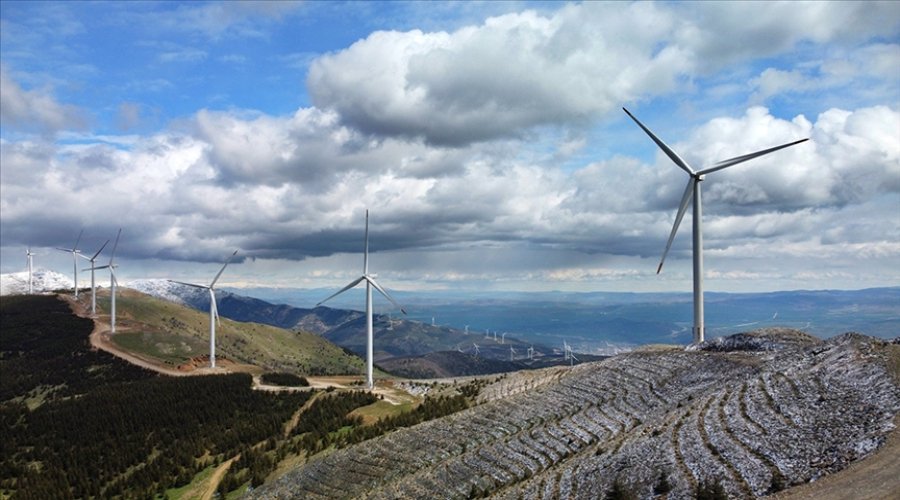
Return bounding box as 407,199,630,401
249,329,900,499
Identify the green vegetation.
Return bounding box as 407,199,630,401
0,295,309,499
2,296,480,498
98,289,365,376
260,372,309,387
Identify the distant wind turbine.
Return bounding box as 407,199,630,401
501,332,507,344
472,343,480,356
168,249,238,369
527,345,534,361
56,229,84,297
317,210,406,390
88,229,121,332
26,247,34,295
624,108,808,344
509,346,516,361
82,239,110,316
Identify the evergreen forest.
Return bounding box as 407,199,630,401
1,295,478,498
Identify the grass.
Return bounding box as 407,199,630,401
93,288,365,376
351,398,418,424
164,463,217,500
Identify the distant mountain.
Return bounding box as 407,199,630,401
128,279,557,365
232,286,900,349
0,269,72,296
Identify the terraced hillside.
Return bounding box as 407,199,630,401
250,330,900,499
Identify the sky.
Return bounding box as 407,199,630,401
1,1,898,295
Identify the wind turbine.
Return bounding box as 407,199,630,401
501,332,507,344
509,346,517,361
464,325,469,335
473,343,481,356
56,229,84,297
168,250,237,369
82,239,109,316
317,210,406,390
26,247,34,294
88,229,121,332
527,345,534,361
623,108,808,344
563,340,570,361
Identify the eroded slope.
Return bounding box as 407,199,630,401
250,331,900,499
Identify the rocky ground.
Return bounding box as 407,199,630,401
249,329,900,499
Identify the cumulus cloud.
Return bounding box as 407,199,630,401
307,2,899,147
0,67,87,133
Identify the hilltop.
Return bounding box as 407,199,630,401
72,286,365,377
252,329,900,499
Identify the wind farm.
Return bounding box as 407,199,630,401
1,1,898,499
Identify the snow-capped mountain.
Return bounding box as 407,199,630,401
0,269,73,296
126,278,202,306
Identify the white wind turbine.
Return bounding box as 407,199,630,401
88,229,121,332
82,239,109,316
317,210,406,390
527,345,534,361
624,108,808,344
168,250,238,369
56,229,84,297
26,247,34,295
509,346,517,361
472,343,481,356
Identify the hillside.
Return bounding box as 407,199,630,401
83,287,365,376
251,329,900,499
129,279,557,363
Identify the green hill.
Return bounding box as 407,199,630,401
92,288,364,376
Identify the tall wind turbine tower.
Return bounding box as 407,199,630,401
624,108,808,344
89,229,121,332
169,250,237,369
26,247,34,295
318,211,406,390
82,239,109,316
57,229,84,297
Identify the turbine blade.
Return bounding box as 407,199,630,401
73,229,84,252
363,210,369,275
92,264,111,271
658,178,695,274
90,239,110,261
317,276,366,306
167,279,208,289
623,108,695,175
366,277,407,315
210,250,238,288
109,229,122,264
698,138,809,176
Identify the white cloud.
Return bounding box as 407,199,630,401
0,66,86,133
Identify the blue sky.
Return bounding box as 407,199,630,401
1,1,899,294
